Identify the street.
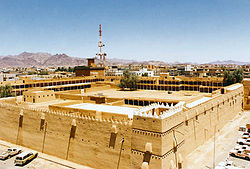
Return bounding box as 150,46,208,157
0,142,92,169
186,111,250,169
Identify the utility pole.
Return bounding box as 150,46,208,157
173,130,184,168
117,138,125,169
42,122,47,153
173,130,178,168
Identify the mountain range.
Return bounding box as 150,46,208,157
0,52,249,68
0,52,87,68
205,60,250,65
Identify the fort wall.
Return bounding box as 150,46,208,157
0,83,244,169
0,102,132,169
243,79,250,110
131,85,243,169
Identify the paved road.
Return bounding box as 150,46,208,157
228,156,250,168
186,111,250,169
0,143,92,169
0,144,69,169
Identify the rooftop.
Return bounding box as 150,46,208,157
65,103,136,118
79,88,208,103
186,97,212,108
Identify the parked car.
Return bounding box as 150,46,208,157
234,145,249,150
229,149,250,160
239,126,247,132
14,151,38,166
237,138,250,146
0,148,22,160
242,132,249,139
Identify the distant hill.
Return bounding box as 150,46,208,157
0,52,249,68
206,60,250,65
0,52,169,68
0,52,87,68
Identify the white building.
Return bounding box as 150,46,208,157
0,72,18,82
132,68,154,77
106,66,124,76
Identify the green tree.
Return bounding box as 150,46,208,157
0,85,12,98
68,67,75,72
233,69,243,83
223,69,243,86
118,70,139,91
39,71,48,75
28,71,37,75
5,84,12,97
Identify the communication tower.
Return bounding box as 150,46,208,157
96,24,107,67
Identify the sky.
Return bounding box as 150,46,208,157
0,0,250,63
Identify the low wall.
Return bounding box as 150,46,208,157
84,85,111,93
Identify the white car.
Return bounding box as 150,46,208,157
0,148,22,160
14,151,38,165
242,132,249,139
234,145,249,150
229,149,250,160
237,138,250,146
239,126,246,132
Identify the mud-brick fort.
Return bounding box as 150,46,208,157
0,75,249,169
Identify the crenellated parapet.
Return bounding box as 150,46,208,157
0,101,132,126
133,102,184,119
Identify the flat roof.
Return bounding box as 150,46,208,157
80,89,206,102
186,97,211,108
227,84,243,90
65,103,137,118
32,91,43,93
243,78,250,81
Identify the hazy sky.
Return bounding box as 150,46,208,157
0,0,250,63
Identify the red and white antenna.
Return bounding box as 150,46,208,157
99,24,102,37
96,24,106,67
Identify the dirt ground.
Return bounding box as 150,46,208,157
186,110,250,169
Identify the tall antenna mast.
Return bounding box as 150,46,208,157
96,24,106,67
